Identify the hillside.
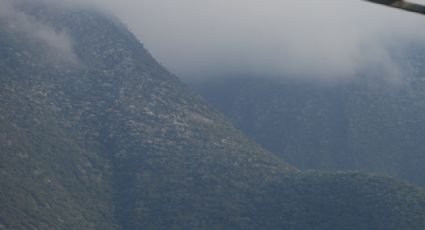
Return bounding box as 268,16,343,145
191,48,425,186
1,1,425,229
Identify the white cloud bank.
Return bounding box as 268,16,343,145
3,0,425,80
86,0,425,80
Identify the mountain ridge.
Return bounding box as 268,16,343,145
2,1,425,229
192,67,425,187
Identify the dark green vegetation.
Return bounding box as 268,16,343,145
192,49,425,187
1,1,425,229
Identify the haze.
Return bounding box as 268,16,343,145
0,0,78,64
5,0,425,80
80,0,423,80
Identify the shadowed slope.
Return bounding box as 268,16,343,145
1,1,425,229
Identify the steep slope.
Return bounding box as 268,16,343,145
0,3,120,229
191,49,425,186
1,1,425,229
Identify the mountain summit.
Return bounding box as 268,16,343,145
1,1,425,229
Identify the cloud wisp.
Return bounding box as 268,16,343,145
2,0,425,80
86,0,425,81
0,0,79,65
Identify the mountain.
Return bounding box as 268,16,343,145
191,47,425,186
1,1,425,229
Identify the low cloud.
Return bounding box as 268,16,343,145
0,0,78,65
2,0,425,80
87,0,425,81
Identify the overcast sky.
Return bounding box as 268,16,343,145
82,0,425,80
5,0,425,80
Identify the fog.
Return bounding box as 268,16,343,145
3,0,425,80
84,0,425,80
0,0,78,64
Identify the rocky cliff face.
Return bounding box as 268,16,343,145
1,1,425,229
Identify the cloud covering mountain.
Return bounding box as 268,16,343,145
87,0,425,80
0,0,78,64
2,0,424,80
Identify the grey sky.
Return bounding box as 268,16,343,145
85,0,424,80
3,0,425,80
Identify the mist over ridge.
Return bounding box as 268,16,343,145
87,0,425,80
2,0,425,81
0,0,79,65
2,1,425,229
